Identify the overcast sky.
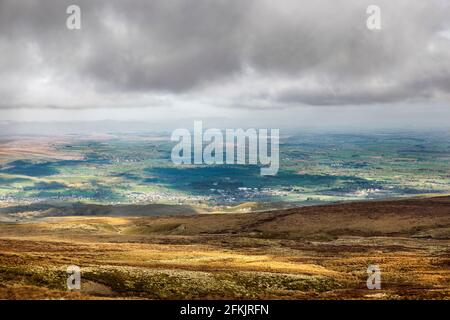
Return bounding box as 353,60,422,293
0,0,449,130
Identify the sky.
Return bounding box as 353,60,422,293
0,0,450,130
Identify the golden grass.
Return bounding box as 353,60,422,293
0,196,449,299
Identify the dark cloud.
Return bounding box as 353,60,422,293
0,0,449,110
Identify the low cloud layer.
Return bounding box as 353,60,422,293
0,0,449,114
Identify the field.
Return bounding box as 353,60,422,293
0,196,449,300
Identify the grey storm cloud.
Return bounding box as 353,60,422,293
0,0,449,110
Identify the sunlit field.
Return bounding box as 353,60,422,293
2,131,450,215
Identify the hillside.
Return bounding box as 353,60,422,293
0,196,449,299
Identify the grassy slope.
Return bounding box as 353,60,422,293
0,196,449,299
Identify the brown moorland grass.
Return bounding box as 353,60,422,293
0,196,449,299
